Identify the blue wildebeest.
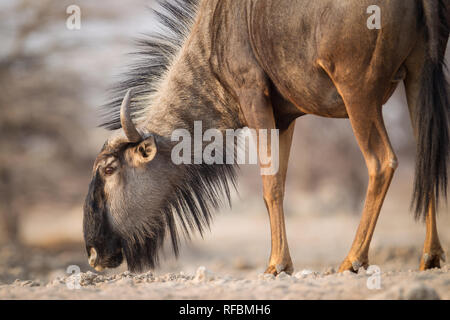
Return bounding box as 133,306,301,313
84,0,449,274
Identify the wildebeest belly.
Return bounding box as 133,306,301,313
269,66,348,119
248,0,417,119
248,0,354,118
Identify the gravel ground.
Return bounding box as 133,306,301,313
1,207,449,300
1,265,449,300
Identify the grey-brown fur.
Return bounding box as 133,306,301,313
85,0,449,273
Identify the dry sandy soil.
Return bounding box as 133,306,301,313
2,266,449,300
0,199,449,300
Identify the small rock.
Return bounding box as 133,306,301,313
294,269,318,279
294,270,310,279
276,272,290,280
194,266,215,282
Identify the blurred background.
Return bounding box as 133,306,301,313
0,0,448,284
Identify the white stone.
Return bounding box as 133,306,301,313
193,266,215,282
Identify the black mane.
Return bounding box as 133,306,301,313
100,0,199,130
121,138,238,272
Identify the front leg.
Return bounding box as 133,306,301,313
237,86,295,276
262,122,295,275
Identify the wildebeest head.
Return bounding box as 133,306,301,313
83,90,236,272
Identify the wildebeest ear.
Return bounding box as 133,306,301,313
135,135,157,163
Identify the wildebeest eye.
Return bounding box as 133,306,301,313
104,167,115,175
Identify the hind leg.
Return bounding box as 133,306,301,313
318,64,398,272
338,101,397,272
405,43,446,270
420,196,445,270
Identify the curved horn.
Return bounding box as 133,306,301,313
120,89,142,143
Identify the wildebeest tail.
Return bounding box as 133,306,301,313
412,0,449,219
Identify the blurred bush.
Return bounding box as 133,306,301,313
0,0,93,244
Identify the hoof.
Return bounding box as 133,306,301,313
264,263,294,276
338,257,368,273
420,251,445,271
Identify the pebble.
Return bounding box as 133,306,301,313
276,272,290,279
193,266,215,282
294,269,315,279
